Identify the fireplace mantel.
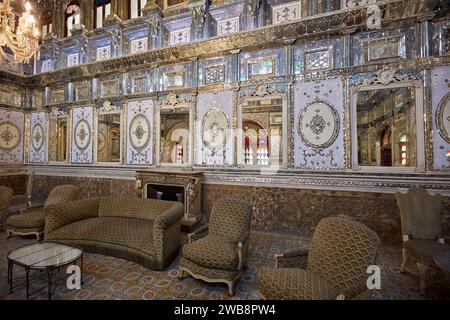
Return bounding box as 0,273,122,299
136,169,203,230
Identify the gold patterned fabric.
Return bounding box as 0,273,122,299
0,186,14,227
44,197,184,270
6,185,81,237
98,196,175,221
183,235,239,270
180,198,252,295
307,216,380,298
7,211,46,228
44,185,81,207
258,216,380,300
47,217,155,254
0,186,13,209
258,267,339,300
208,198,252,242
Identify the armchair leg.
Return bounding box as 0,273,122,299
227,280,235,297
416,262,428,296
178,269,187,281
400,248,408,273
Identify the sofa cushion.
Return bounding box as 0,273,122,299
7,211,45,229
258,267,339,300
182,235,239,271
46,217,155,255
98,196,177,221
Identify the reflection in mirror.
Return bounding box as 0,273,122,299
160,110,189,164
48,117,67,162
242,97,283,166
97,114,121,162
357,87,416,167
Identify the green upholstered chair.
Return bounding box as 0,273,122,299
0,185,14,231
6,184,80,240
396,188,450,295
179,198,252,296
257,216,380,300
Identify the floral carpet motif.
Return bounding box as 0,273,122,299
0,231,449,300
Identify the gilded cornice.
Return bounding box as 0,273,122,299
23,3,448,86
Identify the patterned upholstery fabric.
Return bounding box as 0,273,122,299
209,198,252,242
0,186,13,210
46,217,155,254
404,239,450,265
180,198,252,295
45,198,100,235
276,248,309,269
306,216,380,298
258,267,339,300
0,186,14,227
183,235,239,270
7,211,46,228
44,197,184,270
44,185,81,207
258,216,380,300
98,196,175,221
6,185,80,238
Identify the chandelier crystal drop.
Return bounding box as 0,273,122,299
0,0,40,64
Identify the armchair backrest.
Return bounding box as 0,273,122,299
208,198,252,242
307,216,380,298
0,186,13,209
44,185,81,208
395,188,442,240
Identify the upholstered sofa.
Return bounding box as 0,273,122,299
44,196,184,270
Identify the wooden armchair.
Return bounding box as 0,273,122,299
179,198,252,296
395,188,450,295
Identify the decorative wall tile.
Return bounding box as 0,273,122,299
29,112,47,164
304,47,333,72
100,79,120,98
67,53,79,67
272,1,301,25
366,35,406,61
170,28,190,46
130,38,148,54
0,109,24,163
217,17,239,36
50,88,66,104
196,91,233,165
41,59,53,73
204,64,225,84
71,106,94,164
126,99,153,165
96,46,111,61
294,77,345,168
432,66,450,170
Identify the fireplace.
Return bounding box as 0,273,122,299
136,169,202,231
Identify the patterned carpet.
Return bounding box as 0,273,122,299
0,231,449,300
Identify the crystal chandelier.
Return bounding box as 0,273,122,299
0,0,40,64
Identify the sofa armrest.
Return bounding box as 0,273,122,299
153,202,184,269
275,248,309,269
188,224,209,243
44,198,100,236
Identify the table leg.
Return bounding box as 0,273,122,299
8,260,13,294
48,270,53,300
26,267,30,300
